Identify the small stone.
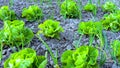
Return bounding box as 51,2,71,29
112,63,120,68
7,48,12,53
2,50,7,55
66,45,72,50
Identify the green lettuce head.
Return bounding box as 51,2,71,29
4,48,47,68
61,46,99,68
37,19,64,39
60,0,80,18
0,6,16,21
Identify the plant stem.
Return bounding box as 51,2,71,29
36,35,59,67
74,34,83,49
63,0,68,19
9,0,14,8
57,0,61,7
40,0,43,6
49,0,54,19
96,46,107,66
88,0,92,4
97,0,100,7
77,0,82,20
0,42,3,61
89,34,95,46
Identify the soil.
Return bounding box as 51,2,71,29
0,0,120,68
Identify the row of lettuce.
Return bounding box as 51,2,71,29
1,0,120,68
0,0,117,21
3,40,120,68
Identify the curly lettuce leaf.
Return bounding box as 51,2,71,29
38,19,64,39
102,2,117,12
0,6,16,21
102,12,120,32
61,46,99,68
4,48,47,68
111,40,120,59
22,5,43,22
78,21,102,36
84,3,97,15
61,50,75,68
0,20,34,46
60,0,80,18
4,48,36,68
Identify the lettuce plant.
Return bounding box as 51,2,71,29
83,3,97,15
22,5,43,22
111,40,120,64
60,0,80,18
37,19,64,39
101,12,120,32
78,21,102,35
102,2,117,12
0,20,34,46
4,48,47,68
0,6,16,21
78,21,104,46
61,46,99,68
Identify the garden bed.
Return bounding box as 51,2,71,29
0,0,120,68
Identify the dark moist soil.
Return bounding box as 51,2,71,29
0,0,120,68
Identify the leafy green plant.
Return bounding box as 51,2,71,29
111,40,120,64
78,21,104,46
102,2,117,12
36,20,63,67
83,3,97,15
37,19,64,39
4,48,47,68
61,46,99,68
101,12,120,32
0,6,16,21
22,5,43,22
0,20,34,46
60,0,80,18
78,21,102,35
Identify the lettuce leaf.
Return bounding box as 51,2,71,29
22,5,43,22
61,46,99,68
102,2,117,12
0,20,34,46
4,48,47,68
60,0,80,18
84,3,97,15
0,6,16,21
37,19,64,39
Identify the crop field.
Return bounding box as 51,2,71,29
0,0,120,68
